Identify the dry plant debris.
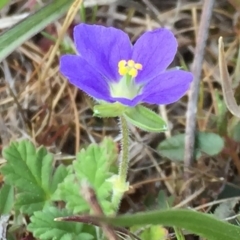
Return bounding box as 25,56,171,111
1,0,240,239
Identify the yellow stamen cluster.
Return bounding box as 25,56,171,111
118,60,143,78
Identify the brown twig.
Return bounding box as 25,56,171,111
55,214,141,240
218,37,240,118
184,0,215,197
40,0,82,83
81,182,119,240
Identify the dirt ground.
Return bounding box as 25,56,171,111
1,0,240,239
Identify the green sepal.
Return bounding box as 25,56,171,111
93,102,127,117
124,105,167,132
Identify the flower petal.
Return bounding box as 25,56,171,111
74,24,132,81
132,28,178,83
60,55,113,101
142,70,193,104
112,95,144,107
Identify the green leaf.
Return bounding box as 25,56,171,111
228,120,240,142
1,140,68,214
142,226,168,240
0,183,14,214
158,134,187,161
100,137,118,160
51,165,68,196
157,190,174,210
139,225,168,240
93,102,127,117
0,0,10,10
124,105,167,132
28,207,94,240
214,89,228,135
100,209,240,240
157,132,224,161
58,138,116,214
0,0,74,62
197,132,224,155
214,199,239,220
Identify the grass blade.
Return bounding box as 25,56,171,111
100,209,240,240
0,0,74,62
218,36,240,118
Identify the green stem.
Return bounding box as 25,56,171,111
111,115,130,211
174,227,186,240
118,115,130,183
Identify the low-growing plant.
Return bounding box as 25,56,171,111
1,2,240,240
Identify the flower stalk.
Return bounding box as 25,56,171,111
59,22,193,213
111,115,130,212
118,115,130,185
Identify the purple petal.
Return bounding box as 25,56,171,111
142,70,193,104
74,24,132,81
132,28,178,83
60,55,113,101
112,95,144,107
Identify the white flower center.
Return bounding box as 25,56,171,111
110,59,143,99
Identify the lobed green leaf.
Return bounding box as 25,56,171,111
0,183,14,214
58,138,117,214
28,207,94,240
1,140,68,214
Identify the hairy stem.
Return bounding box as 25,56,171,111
112,115,130,211
118,115,130,183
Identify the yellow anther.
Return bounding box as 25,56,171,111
134,63,143,70
128,68,138,78
118,60,127,68
118,59,142,77
127,60,135,67
118,66,128,76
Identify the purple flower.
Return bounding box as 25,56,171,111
60,24,193,107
